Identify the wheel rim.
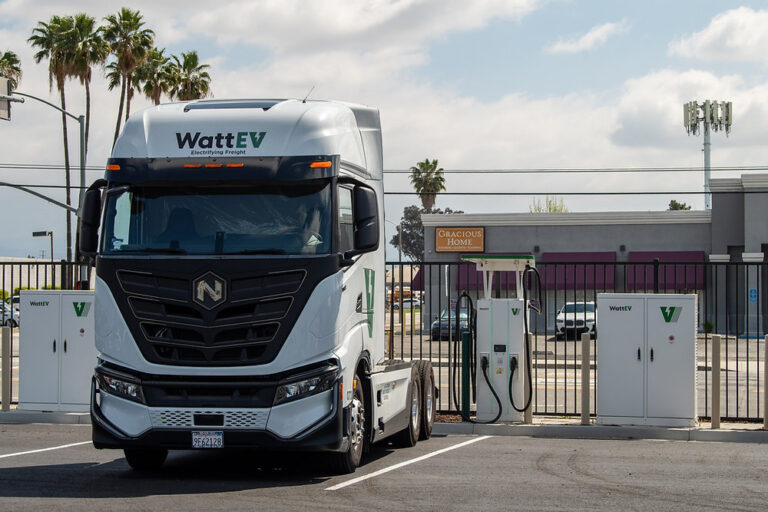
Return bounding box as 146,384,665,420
349,383,364,455
410,385,419,430
425,378,434,424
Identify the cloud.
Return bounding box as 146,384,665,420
545,19,630,54
669,7,768,63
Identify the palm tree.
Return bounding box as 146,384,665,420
409,158,446,212
0,51,22,90
102,7,154,146
68,13,108,156
167,51,212,101
29,15,76,262
135,47,170,105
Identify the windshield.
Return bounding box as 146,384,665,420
562,303,595,313
102,182,332,256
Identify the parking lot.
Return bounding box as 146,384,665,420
0,423,767,511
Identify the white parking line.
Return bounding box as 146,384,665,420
0,441,91,460
325,435,491,491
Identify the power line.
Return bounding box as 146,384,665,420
382,165,768,174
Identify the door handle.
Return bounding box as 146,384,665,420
53,339,56,353
650,347,654,362
64,339,67,353
637,347,641,361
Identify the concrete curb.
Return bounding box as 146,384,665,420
2,411,766,444
0,410,90,425
433,422,768,443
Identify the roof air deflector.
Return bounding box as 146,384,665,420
184,99,285,112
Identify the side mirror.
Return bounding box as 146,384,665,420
79,185,103,257
353,186,378,252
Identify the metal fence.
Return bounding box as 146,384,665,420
386,260,767,422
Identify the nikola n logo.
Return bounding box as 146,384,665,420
72,302,91,317
193,272,226,309
660,306,683,323
511,308,520,316
364,268,375,338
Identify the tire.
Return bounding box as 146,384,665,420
416,361,435,440
394,365,421,447
124,448,167,471
327,373,366,474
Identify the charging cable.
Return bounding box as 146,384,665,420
509,264,542,412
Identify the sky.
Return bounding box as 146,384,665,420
1,0,768,259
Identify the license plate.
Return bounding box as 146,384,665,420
192,431,223,449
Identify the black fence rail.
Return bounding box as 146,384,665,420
386,260,767,422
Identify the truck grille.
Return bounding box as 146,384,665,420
97,256,339,366
149,408,269,429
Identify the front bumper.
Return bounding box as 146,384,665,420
91,372,348,453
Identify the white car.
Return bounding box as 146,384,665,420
555,301,596,339
1,302,19,328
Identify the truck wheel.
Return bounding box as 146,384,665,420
328,373,365,474
124,448,167,471
394,365,421,447
416,361,435,440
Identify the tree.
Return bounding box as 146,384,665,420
668,199,691,211
68,13,108,156
167,51,212,101
0,50,22,90
102,7,154,146
409,158,446,212
29,15,76,261
135,47,171,105
529,195,569,213
390,205,463,261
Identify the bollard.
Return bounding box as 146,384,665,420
524,333,533,424
386,329,393,359
764,335,767,431
711,334,721,429
581,332,591,425
1,327,10,411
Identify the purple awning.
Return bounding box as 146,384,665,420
626,251,705,291
540,252,616,291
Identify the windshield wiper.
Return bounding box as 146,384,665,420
226,248,287,255
116,247,188,254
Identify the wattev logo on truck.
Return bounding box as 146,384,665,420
176,131,266,156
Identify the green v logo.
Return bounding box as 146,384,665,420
364,268,375,338
660,306,682,323
73,302,92,317
511,308,520,316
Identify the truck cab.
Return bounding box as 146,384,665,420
80,99,435,473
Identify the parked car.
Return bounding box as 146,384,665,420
431,309,472,341
555,301,596,339
392,298,421,310
1,302,19,328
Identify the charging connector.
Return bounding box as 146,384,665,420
509,354,519,375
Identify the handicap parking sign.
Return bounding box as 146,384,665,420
749,288,758,303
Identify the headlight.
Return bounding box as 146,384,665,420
95,370,145,404
274,370,337,406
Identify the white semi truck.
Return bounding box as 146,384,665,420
79,99,435,473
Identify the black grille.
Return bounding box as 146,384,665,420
97,256,339,366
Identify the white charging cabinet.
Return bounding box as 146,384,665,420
597,293,697,427
19,290,96,412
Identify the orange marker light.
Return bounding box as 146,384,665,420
183,164,202,168
310,161,332,168
106,164,120,171
205,164,223,168
225,163,244,168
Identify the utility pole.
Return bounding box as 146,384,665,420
683,100,732,209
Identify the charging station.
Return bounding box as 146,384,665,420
461,254,537,423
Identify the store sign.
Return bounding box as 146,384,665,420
435,227,485,252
